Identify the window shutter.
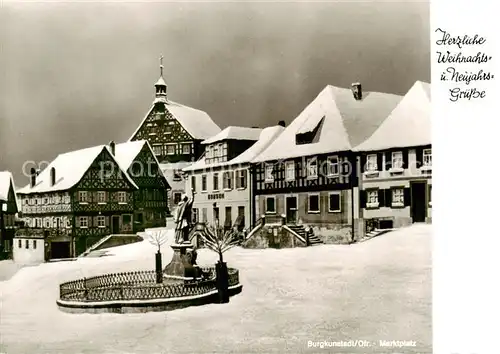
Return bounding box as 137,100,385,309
385,151,392,170
402,149,409,169
378,189,385,206
415,147,423,168
230,171,234,189
376,153,383,171
105,216,110,227
404,188,411,207
385,189,392,207
360,154,367,173
76,217,80,227
304,195,308,213
93,216,98,227
360,190,367,208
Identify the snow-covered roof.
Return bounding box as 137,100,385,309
129,100,221,142
114,140,163,172
155,76,167,87
353,81,431,152
252,84,402,162
202,126,263,145
0,171,16,202
16,145,138,195
183,125,285,172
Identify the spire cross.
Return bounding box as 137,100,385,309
159,55,164,77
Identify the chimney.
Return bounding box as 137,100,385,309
351,82,362,100
30,168,36,188
278,120,286,127
50,167,56,186
109,140,115,155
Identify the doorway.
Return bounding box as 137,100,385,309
112,216,120,234
411,182,427,223
50,241,70,259
285,196,298,224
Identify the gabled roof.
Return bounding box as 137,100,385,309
353,81,431,152
183,125,285,172
129,100,221,142
16,145,138,194
202,126,263,145
0,171,16,202
252,85,402,162
114,140,163,171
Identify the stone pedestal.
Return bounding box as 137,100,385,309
163,242,193,279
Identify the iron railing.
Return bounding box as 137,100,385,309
59,267,239,302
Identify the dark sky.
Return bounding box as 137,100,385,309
0,1,430,186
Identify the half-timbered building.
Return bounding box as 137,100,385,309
353,81,431,231
183,124,284,231
16,144,139,258
0,171,19,259
251,83,402,243
128,59,221,212
113,140,170,231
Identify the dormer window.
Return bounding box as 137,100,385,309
265,164,274,183
166,144,175,155
307,157,318,179
295,116,324,145
182,144,191,155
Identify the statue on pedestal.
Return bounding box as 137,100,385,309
174,188,195,244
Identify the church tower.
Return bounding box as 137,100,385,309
154,55,167,102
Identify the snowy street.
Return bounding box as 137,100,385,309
0,225,431,354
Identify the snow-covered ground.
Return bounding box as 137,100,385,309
0,224,431,354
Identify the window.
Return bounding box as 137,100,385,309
118,192,127,203
213,173,219,191
173,170,183,181
201,175,207,192
44,219,50,228
223,172,233,190
182,144,191,154
328,192,341,212
391,151,403,169
25,240,29,249
152,144,162,155
236,170,247,189
213,207,220,224
33,240,37,249
97,191,106,203
214,145,220,158
79,191,88,203
308,194,320,213
265,164,274,182
366,154,378,172
367,190,379,208
392,188,404,207
191,176,196,192
18,239,22,248
166,144,176,155
285,161,295,181
55,217,61,229
43,197,49,204
423,149,432,167
327,156,339,177
173,192,182,205
97,216,106,228
202,208,208,223
79,216,88,228
307,157,318,178
225,206,232,229
265,196,276,214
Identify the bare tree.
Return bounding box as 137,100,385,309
147,229,169,252
201,223,240,264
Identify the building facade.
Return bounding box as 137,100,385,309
16,143,160,258
251,83,403,243
114,140,170,231
0,171,19,259
354,81,431,231
183,125,284,231
128,59,221,213
13,233,47,265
